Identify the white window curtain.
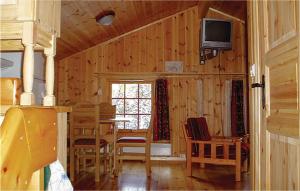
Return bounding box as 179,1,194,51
223,80,232,136
196,79,203,117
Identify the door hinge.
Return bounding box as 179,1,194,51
251,75,265,109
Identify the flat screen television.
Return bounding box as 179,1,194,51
201,18,232,50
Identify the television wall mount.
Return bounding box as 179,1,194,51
200,48,218,65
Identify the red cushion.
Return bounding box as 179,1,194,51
186,117,211,141
117,137,146,143
197,117,211,141
186,117,211,155
74,138,107,147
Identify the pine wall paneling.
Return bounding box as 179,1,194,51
56,6,247,156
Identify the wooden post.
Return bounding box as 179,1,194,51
70,112,75,181
43,35,56,106
186,139,192,176
57,112,68,170
20,22,35,106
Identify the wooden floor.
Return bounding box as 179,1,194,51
73,161,250,190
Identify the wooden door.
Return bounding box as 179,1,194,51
249,1,300,190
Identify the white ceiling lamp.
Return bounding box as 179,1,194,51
96,10,115,26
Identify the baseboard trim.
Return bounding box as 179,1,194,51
151,156,186,164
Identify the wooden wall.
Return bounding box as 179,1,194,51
56,6,247,155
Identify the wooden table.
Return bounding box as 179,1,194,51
98,117,131,177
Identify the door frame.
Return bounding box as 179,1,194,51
248,1,300,190
247,1,262,190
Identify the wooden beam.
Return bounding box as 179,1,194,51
208,8,245,24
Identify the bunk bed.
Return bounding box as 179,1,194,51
0,0,71,190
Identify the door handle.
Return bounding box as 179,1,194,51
251,75,265,109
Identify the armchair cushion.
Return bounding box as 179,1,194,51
117,137,146,143
186,118,211,141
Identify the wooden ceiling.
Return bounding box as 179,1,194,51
57,1,246,60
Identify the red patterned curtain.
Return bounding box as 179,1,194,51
231,80,245,136
153,79,170,141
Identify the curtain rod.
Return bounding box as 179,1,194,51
94,72,247,78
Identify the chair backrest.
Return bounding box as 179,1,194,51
70,102,99,140
117,114,153,144
98,102,116,136
99,102,116,119
185,117,211,141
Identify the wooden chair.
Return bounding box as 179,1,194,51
183,117,249,181
69,102,108,181
99,102,116,141
99,102,116,120
98,102,116,173
115,119,152,176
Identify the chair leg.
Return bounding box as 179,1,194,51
114,159,119,176
95,148,100,182
109,152,113,174
83,153,87,172
108,143,113,174
70,147,75,181
235,162,241,181
186,161,192,176
104,146,108,173
235,142,241,181
119,148,123,172
146,144,151,176
76,155,80,174
146,158,151,177
146,156,150,176
242,158,248,172
186,142,192,176
114,146,119,176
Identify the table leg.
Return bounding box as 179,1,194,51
113,123,117,177
95,128,100,182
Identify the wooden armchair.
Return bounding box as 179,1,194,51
115,122,152,176
183,117,249,181
69,102,108,182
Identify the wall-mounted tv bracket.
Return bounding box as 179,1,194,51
200,48,218,64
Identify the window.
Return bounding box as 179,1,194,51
111,82,152,129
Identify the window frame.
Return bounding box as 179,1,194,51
109,80,155,130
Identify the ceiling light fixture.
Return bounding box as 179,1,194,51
96,10,115,26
